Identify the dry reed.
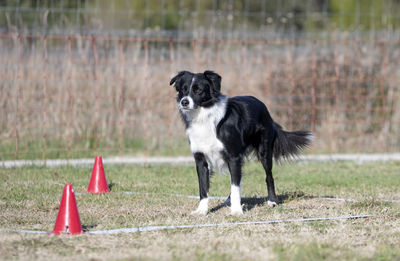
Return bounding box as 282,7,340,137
0,34,399,159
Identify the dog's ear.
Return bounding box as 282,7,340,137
204,70,222,93
170,71,186,87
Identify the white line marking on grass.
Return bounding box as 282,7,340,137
88,214,376,234
2,153,400,168
121,191,226,200
0,214,376,235
319,197,400,203
0,229,48,234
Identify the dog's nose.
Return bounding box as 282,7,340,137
181,98,189,107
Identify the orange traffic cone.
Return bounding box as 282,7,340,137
53,184,83,235
88,156,109,194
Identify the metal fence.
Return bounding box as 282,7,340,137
2,0,400,39
1,32,399,160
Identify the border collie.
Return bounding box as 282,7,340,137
170,70,312,215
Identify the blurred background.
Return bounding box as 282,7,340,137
0,0,399,160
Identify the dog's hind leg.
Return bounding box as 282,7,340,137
258,139,278,207
227,156,243,215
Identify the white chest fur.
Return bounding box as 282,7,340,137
185,96,228,173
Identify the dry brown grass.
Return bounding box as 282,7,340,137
1,198,398,261
0,34,400,159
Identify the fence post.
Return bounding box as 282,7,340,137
118,39,125,154
67,36,73,159
193,39,198,72
264,40,270,103
287,42,294,130
14,34,21,160
311,41,317,133
92,36,99,152
41,35,48,162
333,39,340,152
142,39,150,151
355,41,363,151
217,40,221,73
379,41,389,151
168,39,175,150
240,41,247,94
379,42,386,114
169,39,174,76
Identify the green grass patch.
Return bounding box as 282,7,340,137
0,161,399,260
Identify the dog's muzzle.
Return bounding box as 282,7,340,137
179,96,196,110
181,98,189,108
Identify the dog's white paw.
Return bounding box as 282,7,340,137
267,200,277,207
191,198,208,215
191,208,208,215
230,205,243,215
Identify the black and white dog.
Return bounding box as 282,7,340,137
170,70,312,215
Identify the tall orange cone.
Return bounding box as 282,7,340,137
88,156,109,194
53,184,83,235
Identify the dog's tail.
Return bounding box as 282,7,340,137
272,122,313,161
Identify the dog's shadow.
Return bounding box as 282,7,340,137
82,224,97,232
209,191,308,213
108,181,116,191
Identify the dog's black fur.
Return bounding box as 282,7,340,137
170,70,312,215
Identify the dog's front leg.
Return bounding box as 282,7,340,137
191,152,210,215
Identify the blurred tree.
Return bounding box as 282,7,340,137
329,0,385,30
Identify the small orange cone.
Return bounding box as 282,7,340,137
53,184,83,235
88,156,109,194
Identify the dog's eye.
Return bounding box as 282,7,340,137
182,86,188,93
193,86,201,94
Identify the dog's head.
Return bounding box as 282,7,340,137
170,70,222,111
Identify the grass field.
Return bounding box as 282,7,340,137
0,160,399,260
